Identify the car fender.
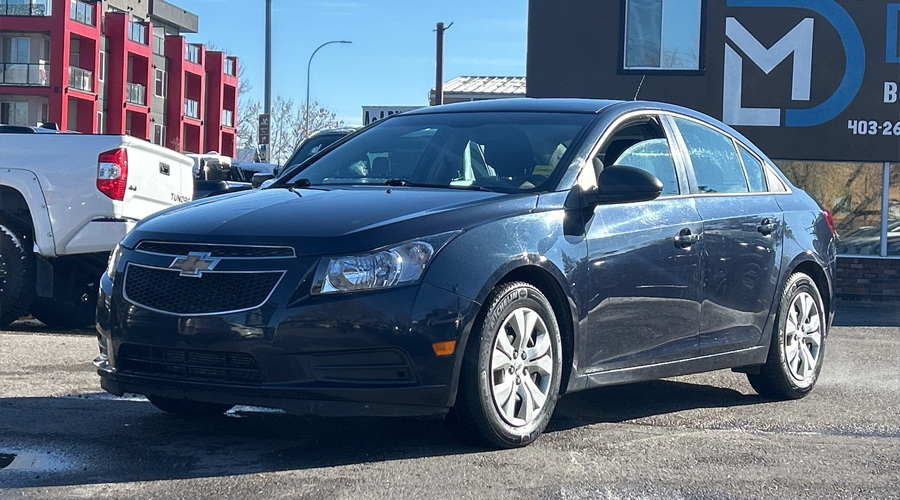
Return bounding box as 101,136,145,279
1,169,56,257
423,209,588,400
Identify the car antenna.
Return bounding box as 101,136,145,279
633,75,646,101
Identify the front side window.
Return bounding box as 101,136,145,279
674,117,748,194
623,0,703,71
281,112,596,193
597,118,680,196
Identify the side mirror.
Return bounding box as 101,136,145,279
252,173,275,188
585,165,663,206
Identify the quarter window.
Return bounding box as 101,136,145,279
738,145,767,193
674,117,748,194
623,0,704,71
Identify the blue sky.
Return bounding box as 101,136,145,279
180,0,528,125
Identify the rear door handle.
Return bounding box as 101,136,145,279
758,218,777,236
674,228,700,248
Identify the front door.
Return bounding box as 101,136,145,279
581,114,702,373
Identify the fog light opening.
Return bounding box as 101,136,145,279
432,340,457,357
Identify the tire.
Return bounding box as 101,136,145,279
30,295,96,329
747,272,826,400
0,224,35,328
447,282,562,448
146,395,233,416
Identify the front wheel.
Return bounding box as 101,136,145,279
0,224,35,328
747,272,826,399
447,282,562,448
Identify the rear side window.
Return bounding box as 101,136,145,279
738,145,767,192
674,117,749,194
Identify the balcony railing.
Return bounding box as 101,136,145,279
222,109,234,127
69,0,94,26
128,21,148,45
1,0,52,16
184,98,199,119
0,62,50,86
185,44,200,65
126,82,146,105
67,65,92,92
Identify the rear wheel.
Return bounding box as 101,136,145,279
747,272,826,399
447,282,562,448
0,224,35,328
146,395,233,416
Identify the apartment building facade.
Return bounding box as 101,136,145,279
0,0,238,156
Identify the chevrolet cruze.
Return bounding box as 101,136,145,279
95,99,835,448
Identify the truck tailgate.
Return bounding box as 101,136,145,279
121,137,194,220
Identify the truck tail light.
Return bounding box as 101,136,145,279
97,148,128,201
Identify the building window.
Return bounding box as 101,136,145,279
1,101,29,126
98,50,105,82
224,57,235,76
154,68,166,97
128,21,147,45
153,36,165,56
622,0,704,72
2,0,52,16
153,123,165,146
96,110,104,133
69,0,94,26
185,44,200,64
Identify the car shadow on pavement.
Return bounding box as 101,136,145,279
832,300,900,327
0,378,764,489
548,379,762,432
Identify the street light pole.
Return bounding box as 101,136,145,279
305,40,351,138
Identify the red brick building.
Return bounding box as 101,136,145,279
0,0,239,157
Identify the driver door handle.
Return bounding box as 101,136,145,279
758,218,777,236
674,228,700,248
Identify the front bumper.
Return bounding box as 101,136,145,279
95,257,481,417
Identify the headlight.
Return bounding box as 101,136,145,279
312,231,459,295
105,244,123,280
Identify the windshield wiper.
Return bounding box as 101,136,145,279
383,179,493,192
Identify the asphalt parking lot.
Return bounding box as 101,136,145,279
1,300,897,500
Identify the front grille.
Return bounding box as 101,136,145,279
124,264,283,315
136,241,295,258
117,344,262,384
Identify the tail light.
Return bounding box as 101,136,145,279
823,209,836,234
97,148,128,201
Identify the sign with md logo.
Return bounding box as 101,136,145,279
723,0,899,162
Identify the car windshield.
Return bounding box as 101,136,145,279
278,112,595,193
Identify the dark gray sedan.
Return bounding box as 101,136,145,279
95,99,835,448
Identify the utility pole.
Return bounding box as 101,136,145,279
434,22,452,106
262,0,272,162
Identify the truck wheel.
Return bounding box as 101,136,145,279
447,282,562,448
30,294,97,329
0,224,35,328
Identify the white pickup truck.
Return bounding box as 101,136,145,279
0,132,194,328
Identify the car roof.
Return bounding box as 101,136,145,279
404,98,620,115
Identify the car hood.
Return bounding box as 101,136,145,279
124,186,537,256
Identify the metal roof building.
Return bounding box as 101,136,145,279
429,76,526,106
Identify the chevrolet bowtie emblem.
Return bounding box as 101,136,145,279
170,252,220,277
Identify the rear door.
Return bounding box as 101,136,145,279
670,116,783,356
582,113,702,373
